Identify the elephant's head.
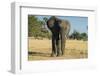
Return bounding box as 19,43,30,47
47,16,62,29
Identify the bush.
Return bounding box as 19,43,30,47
28,15,50,39
69,30,88,41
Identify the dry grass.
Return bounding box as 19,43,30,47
28,37,88,61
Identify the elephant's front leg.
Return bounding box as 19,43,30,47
56,35,61,56
51,35,57,57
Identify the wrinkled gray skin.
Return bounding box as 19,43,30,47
47,16,71,57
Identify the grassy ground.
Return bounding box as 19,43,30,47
28,37,88,61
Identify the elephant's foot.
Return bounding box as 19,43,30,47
56,54,61,57
51,53,56,57
56,53,62,57
62,51,65,56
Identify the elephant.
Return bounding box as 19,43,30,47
47,16,71,57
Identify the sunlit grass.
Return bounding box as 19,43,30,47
28,37,88,61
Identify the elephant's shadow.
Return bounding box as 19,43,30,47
28,51,50,57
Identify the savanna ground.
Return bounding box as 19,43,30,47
28,37,88,61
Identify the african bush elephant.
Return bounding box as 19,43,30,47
47,16,71,57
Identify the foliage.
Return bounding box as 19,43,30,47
69,30,88,41
28,15,51,39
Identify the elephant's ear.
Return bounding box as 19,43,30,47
47,19,55,28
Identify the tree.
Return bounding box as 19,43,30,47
28,15,42,37
80,33,88,41
70,30,81,40
43,17,48,23
69,30,88,41
28,15,50,39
